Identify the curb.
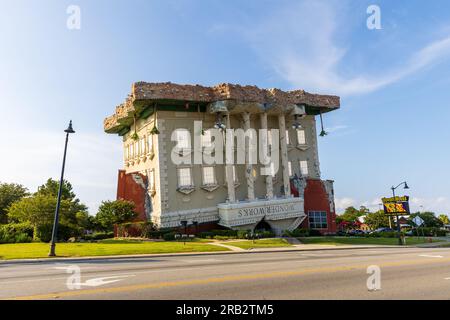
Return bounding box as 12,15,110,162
0,245,406,265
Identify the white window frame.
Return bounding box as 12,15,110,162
299,160,309,177
134,141,139,157
130,143,135,158
148,169,156,195
125,145,130,160
202,166,216,185
177,167,193,188
140,137,146,155
286,130,290,145
297,129,306,145
146,135,154,154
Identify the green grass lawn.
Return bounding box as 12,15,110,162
227,238,292,249
0,240,228,260
300,237,442,246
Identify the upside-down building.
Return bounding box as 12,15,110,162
104,82,340,235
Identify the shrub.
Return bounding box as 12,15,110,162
0,223,34,243
83,232,114,241
14,233,32,243
309,230,323,236
210,229,238,237
35,224,53,242
213,235,233,240
34,223,81,242
410,228,447,237
163,232,177,241
198,231,215,239
237,230,250,239
378,231,398,238
117,221,154,238
283,228,309,237
259,231,276,238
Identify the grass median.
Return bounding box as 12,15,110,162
226,238,292,249
299,237,442,246
0,240,229,260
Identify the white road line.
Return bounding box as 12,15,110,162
181,259,222,263
419,254,444,258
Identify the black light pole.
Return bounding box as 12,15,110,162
391,181,410,246
49,121,75,257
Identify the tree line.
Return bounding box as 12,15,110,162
336,206,450,230
0,179,138,243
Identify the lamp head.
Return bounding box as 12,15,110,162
64,120,75,134
319,130,328,137
404,182,410,190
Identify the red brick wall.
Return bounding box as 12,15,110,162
116,170,147,222
301,179,337,234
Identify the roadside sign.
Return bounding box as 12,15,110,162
413,216,424,227
382,195,411,216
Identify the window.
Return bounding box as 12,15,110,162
288,161,293,177
297,130,306,145
177,167,193,187
202,166,216,185
308,211,328,229
299,160,308,176
285,130,290,145
146,135,153,153
134,141,139,156
202,130,213,148
125,145,130,160
175,129,190,149
130,143,135,158
140,138,146,155
149,169,155,191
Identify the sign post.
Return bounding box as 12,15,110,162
412,216,425,241
382,195,411,245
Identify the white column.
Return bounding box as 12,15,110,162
278,113,291,197
242,112,255,201
260,112,273,199
225,113,236,203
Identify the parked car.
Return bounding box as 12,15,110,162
346,229,367,236
370,227,395,235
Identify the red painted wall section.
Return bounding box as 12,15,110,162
116,170,147,222
302,179,337,234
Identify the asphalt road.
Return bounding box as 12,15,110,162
2,247,450,300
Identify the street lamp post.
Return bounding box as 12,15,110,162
391,181,410,246
49,121,75,257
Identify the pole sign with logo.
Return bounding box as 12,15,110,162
382,196,411,216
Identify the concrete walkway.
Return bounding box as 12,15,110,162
208,242,246,252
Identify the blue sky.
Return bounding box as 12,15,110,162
1,0,450,214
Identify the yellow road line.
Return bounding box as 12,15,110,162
6,256,450,300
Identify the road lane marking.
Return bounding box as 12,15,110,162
181,259,222,263
419,254,443,258
73,275,135,287
7,255,450,300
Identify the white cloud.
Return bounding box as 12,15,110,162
335,197,356,212
410,197,450,213
219,0,450,96
0,130,122,214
